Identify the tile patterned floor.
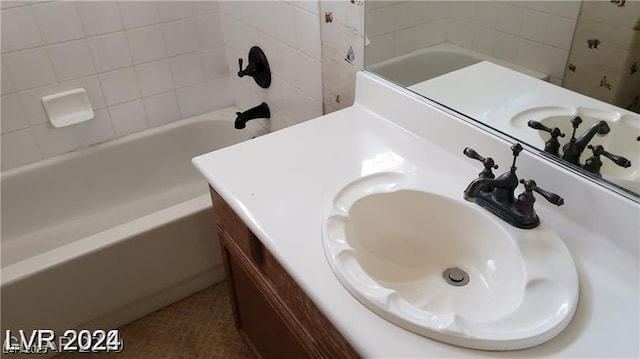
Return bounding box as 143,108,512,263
57,282,253,359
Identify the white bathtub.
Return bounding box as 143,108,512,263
367,42,548,87
1,107,267,341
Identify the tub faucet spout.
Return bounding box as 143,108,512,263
234,103,270,129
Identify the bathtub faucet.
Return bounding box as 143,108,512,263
234,102,270,129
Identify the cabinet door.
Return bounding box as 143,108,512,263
226,247,310,359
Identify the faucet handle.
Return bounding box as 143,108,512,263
237,57,255,77
568,115,583,140
570,115,583,129
519,179,564,206
584,144,631,176
463,147,498,179
511,143,523,157
527,120,565,139
528,121,565,157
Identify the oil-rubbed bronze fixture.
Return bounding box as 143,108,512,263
234,102,270,129
584,144,631,177
528,116,632,176
463,143,564,229
237,46,271,88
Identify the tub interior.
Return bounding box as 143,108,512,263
1,107,264,266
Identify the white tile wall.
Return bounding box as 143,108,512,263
119,1,160,29
32,123,80,158
1,6,43,53
135,60,174,97
76,1,124,37
3,47,57,91
1,128,41,170
220,1,323,132
1,93,29,133
1,0,232,171
1,62,15,95
73,108,115,147
31,1,85,44
162,18,199,56
126,25,167,64
176,82,211,118
47,40,96,81
17,84,60,126
108,99,149,136
143,90,181,127
99,67,141,106
157,1,194,22
169,52,205,88
88,32,133,72
196,13,225,49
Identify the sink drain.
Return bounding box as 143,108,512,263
443,267,469,286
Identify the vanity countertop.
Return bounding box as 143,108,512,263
193,72,639,357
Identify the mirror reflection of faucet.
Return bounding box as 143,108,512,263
528,116,632,176
463,143,564,229
584,145,632,177
234,102,270,129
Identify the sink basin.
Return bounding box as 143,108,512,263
322,171,579,350
510,106,639,192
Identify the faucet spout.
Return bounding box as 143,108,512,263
463,178,495,200
234,102,270,129
562,120,610,165
574,120,610,153
463,168,519,202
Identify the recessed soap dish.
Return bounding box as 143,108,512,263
41,88,94,128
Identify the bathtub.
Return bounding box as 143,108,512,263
366,42,548,87
1,107,267,345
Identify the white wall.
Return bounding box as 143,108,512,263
1,1,232,171
365,1,581,85
219,1,323,132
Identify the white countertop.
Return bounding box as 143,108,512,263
193,72,639,357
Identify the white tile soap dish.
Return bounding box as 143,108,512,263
42,88,94,128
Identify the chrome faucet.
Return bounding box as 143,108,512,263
561,116,610,165
463,143,564,229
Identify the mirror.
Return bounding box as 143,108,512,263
364,1,640,198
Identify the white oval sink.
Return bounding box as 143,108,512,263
322,171,579,351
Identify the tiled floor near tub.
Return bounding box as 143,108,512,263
57,282,253,359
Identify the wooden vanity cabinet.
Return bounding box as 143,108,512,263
210,188,360,359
